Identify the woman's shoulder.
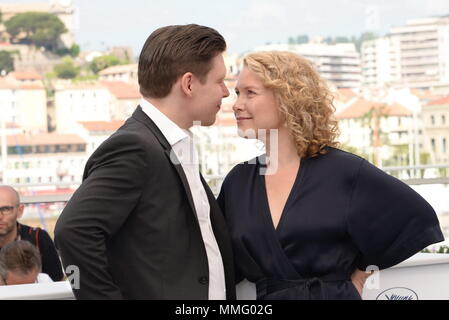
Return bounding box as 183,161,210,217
309,147,366,170
322,146,365,162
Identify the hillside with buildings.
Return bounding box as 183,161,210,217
0,2,448,197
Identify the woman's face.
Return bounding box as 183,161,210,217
233,66,284,139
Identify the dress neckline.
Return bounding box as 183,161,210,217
257,155,309,234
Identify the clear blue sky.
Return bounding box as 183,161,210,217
1,0,449,56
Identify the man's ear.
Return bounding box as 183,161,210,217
17,204,25,220
180,72,194,97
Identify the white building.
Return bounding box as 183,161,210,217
100,81,141,119
75,120,125,157
99,64,138,84
54,83,112,133
253,43,362,89
390,16,449,89
421,96,449,164
336,98,416,167
0,78,48,133
54,81,140,133
3,133,87,186
361,37,401,88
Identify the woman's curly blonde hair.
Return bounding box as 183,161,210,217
243,51,339,158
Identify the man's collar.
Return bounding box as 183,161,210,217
139,98,188,146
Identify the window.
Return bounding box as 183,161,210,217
443,115,446,125
431,115,435,125
443,138,447,153
431,138,436,152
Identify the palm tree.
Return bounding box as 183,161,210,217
360,103,389,167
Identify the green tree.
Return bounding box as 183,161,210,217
5,12,67,52
70,44,80,57
0,50,16,73
296,35,309,44
288,35,309,44
89,55,122,74
56,43,81,57
335,36,350,43
54,57,79,79
354,32,378,52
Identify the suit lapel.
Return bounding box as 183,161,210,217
132,106,199,220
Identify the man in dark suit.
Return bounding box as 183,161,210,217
54,24,235,300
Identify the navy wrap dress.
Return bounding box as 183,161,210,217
217,148,445,300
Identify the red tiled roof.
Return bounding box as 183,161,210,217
79,120,125,132
6,134,85,146
0,78,44,90
18,84,45,90
336,99,412,119
5,123,20,129
427,95,449,106
10,71,43,80
338,88,357,98
100,81,141,99
334,88,358,104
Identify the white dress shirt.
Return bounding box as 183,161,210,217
139,99,226,300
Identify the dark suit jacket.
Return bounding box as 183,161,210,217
54,106,236,300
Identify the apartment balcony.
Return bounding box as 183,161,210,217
400,41,439,50
401,66,439,74
396,31,439,42
316,57,361,65
401,49,439,58
319,65,361,73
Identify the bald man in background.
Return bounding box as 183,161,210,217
0,185,64,281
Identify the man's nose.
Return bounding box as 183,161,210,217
223,84,230,98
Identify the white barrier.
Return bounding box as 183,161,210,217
362,253,449,300
0,281,75,300
1,253,447,300
236,253,449,300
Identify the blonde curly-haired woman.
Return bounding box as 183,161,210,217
217,51,444,300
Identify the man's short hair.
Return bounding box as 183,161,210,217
0,240,42,275
138,24,226,98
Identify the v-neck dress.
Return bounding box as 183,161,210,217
217,147,445,300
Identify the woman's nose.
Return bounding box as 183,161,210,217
232,98,243,113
